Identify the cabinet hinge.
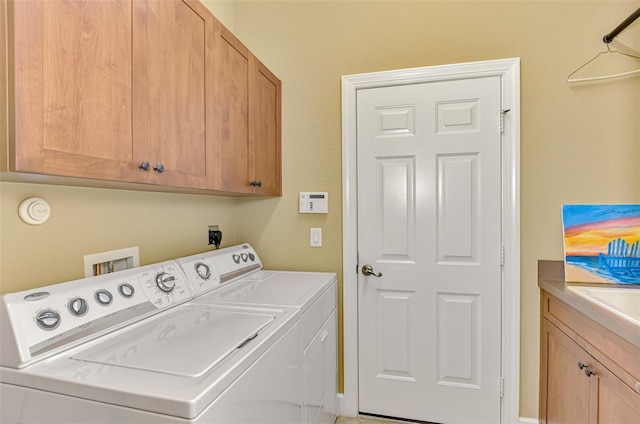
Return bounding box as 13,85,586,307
499,377,504,398
500,109,510,133
500,245,505,266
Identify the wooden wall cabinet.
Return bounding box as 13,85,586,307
7,0,281,195
8,0,144,183
8,0,215,190
213,22,281,196
540,290,640,423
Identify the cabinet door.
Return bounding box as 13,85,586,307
249,57,282,196
592,360,640,424
540,319,592,424
135,0,215,189
213,22,252,193
9,0,144,183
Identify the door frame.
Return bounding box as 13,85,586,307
341,58,521,423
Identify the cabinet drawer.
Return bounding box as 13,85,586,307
301,282,336,348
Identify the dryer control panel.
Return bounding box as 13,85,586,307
177,244,262,297
0,261,191,369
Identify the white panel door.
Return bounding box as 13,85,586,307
357,76,502,423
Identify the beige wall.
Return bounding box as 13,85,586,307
1,0,639,420
200,0,234,29
227,0,640,419
0,182,240,293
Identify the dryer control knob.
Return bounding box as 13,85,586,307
155,272,176,293
195,262,211,280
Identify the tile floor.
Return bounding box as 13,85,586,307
335,417,397,424
336,415,429,424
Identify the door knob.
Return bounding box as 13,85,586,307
361,264,382,277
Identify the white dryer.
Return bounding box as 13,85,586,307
0,250,304,423
177,244,338,424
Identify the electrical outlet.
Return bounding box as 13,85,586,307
208,225,222,248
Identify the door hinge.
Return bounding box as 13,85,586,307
499,109,510,133
499,377,504,398
500,245,505,266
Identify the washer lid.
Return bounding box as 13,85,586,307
71,305,274,377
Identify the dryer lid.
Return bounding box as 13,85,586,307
201,271,336,309
71,305,274,377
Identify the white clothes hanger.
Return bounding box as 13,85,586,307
567,7,640,84
567,44,640,83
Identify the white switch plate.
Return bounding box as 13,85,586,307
310,228,322,247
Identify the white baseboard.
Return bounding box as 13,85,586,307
336,393,346,416
519,417,538,424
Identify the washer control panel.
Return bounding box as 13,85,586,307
0,260,191,368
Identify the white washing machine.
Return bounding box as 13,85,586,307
177,244,338,424
0,244,335,423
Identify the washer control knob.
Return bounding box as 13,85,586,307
155,272,176,293
248,253,255,262
95,290,113,306
36,309,61,330
240,253,248,262
232,254,241,264
68,297,88,316
195,262,211,280
118,283,135,298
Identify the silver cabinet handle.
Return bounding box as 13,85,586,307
361,264,382,277
578,362,596,377
139,161,150,171
153,163,165,173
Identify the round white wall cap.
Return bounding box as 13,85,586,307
19,197,51,225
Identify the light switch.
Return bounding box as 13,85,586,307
310,228,322,247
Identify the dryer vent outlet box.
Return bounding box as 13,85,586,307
84,247,140,277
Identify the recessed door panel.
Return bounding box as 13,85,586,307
376,289,415,380
436,100,480,134
437,154,480,265
376,157,415,263
437,293,480,387
376,105,416,137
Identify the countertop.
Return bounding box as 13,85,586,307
538,260,640,349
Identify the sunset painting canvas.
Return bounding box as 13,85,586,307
562,204,640,284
